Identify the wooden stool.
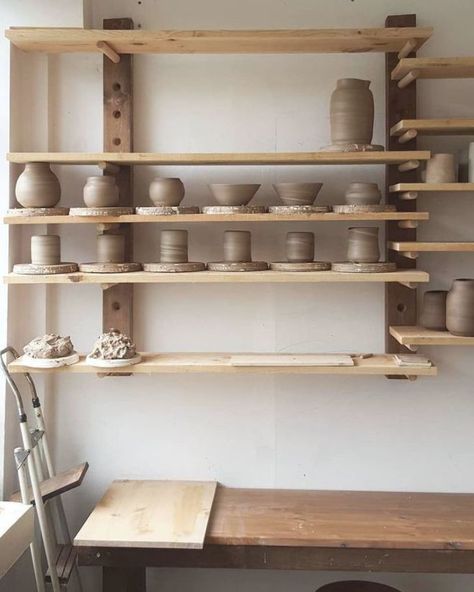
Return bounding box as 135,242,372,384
317,582,402,592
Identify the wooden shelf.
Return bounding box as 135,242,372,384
390,183,474,194
8,353,437,377
389,241,474,255
3,269,429,286
392,57,474,82
390,326,474,347
3,211,430,225
7,151,431,166
391,119,474,137
5,27,432,55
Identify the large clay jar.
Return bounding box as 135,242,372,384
347,227,380,263
345,182,381,206
149,177,185,207
160,230,188,263
446,279,474,336
224,231,251,262
83,176,119,207
420,290,447,331
15,163,61,208
286,232,314,262
425,154,457,183
97,234,125,263
31,235,60,265
330,79,374,146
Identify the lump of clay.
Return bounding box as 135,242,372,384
89,328,137,360
24,334,74,359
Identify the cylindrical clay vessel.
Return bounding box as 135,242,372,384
31,235,60,265
286,232,314,263
160,230,188,263
345,182,381,206
97,234,125,263
425,154,457,183
420,290,447,331
330,79,374,146
224,231,252,263
446,279,474,336
347,227,380,263
83,176,119,207
149,178,185,207
16,163,61,208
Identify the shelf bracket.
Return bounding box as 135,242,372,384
398,129,418,144
98,161,121,175
398,69,420,89
96,41,120,64
101,283,118,291
399,191,418,201
398,281,417,289
398,220,418,229
398,159,419,172
398,38,418,60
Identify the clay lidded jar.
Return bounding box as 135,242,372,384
347,227,380,263
31,235,60,265
15,163,61,208
160,230,188,263
224,231,252,263
149,177,185,207
425,153,457,183
420,290,447,331
330,79,374,146
97,234,125,263
286,232,314,263
446,279,474,336
83,176,119,207
345,182,381,206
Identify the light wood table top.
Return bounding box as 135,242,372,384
0,502,34,579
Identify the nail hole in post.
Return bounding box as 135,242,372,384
112,82,121,91
112,302,121,311
113,110,121,119
113,137,121,146
397,303,408,314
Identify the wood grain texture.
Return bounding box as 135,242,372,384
0,502,34,579
389,241,474,252
391,119,474,136
390,183,474,192
390,326,474,346
392,57,474,80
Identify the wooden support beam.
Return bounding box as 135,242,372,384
398,159,419,172
398,38,418,59
97,40,120,63
398,129,418,144
398,69,420,89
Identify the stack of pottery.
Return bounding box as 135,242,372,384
270,183,327,213
13,234,79,275
143,230,205,272
83,176,119,207
270,232,331,272
420,291,447,331
424,154,457,183
14,163,63,213
208,230,267,272
446,279,474,336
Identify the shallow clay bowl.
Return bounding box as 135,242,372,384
209,183,261,206
273,182,323,206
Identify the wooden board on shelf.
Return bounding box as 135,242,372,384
8,353,437,376
7,151,431,166
74,480,217,549
392,57,474,80
389,241,474,253
6,27,433,55
390,183,474,193
391,119,474,136
390,326,474,347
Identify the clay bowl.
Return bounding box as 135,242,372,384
209,183,260,206
273,183,323,206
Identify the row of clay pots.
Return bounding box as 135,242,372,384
420,283,474,337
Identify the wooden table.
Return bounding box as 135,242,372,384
0,502,34,580
75,483,474,592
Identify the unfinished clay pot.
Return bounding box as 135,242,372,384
347,227,380,263
420,290,447,331
31,235,60,265
273,183,323,206
15,163,61,208
345,182,381,206
160,230,188,263
425,153,457,183
209,184,260,206
446,279,474,336
97,234,125,263
224,231,252,262
83,176,119,207
286,232,314,263
330,79,374,146
149,177,185,207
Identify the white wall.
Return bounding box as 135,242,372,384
2,0,474,591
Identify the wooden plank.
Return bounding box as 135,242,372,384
6,151,431,165
390,326,474,346
390,183,474,192
391,119,474,136
0,502,34,579
74,480,217,549
8,353,437,376
393,57,474,80
5,27,433,54
46,544,76,584
389,241,474,253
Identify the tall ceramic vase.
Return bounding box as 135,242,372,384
15,163,61,208
330,79,375,148
446,279,474,336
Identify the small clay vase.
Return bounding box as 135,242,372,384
446,279,474,336
347,227,380,263
272,183,323,206
149,178,185,207
330,79,374,146
83,176,119,207
420,290,447,331
160,230,188,263
31,235,60,265
345,182,381,206
15,163,61,208
425,154,457,183
223,231,252,262
97,234,125,263
286,232,314,263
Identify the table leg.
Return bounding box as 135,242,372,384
103,567,146,592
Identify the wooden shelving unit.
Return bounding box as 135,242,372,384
389,241,474,256
390,326,474,348
392,57,474,83
390,183,474,194
391,119,474,139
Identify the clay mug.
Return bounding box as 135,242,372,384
149,177,185,207
15,162,61,208
286,232,314,263
160,230,188,263
83,176,119,207
223,231,252,263
97,234,125,263
345,182,381,206
347,227,380,263
330,78,374,146
446,279,474,336
31,235,60,265
425,153,457,183
420,290,447,331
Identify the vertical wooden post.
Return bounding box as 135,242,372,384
102,18,133,336
385,14,418,360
